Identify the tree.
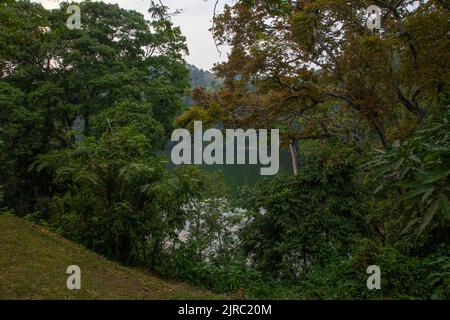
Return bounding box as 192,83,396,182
210,0,450,168
0,1,189,214
35,127,212,265
238,145,366,278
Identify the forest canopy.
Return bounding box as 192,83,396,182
0,0,449,299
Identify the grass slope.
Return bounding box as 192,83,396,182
0,214,221,300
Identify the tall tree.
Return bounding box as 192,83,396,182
209,0,449,174
0,1,189,213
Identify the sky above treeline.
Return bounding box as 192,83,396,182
34,0,232,71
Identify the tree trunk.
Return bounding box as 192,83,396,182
289,140,299,176
396,86,425,118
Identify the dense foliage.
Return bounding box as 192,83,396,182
0,0,197,267
1,0,448,299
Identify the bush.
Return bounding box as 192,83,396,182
238,145,367,279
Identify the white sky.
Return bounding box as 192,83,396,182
35,0,232,71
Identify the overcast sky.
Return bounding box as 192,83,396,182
36,0,232,71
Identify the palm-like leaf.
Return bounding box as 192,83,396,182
148,1,169,20
366,106,450,234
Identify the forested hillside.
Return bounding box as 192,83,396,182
0,0,449,300
184,64,222,106
0,214,220,299
188,64,222,90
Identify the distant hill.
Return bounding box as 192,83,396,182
0,214,222,300
188,64,222,90
185,64,222,107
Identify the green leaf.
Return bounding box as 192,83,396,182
409,154,421,164
438,194,450,220
417,199,440,234
394,158,406,170
401,218,418,235
403,186,434,201
395,180,422,189
422,188,435,203
373,184,385,194
423,168,450,184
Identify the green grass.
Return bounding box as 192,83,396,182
0,214,223,300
